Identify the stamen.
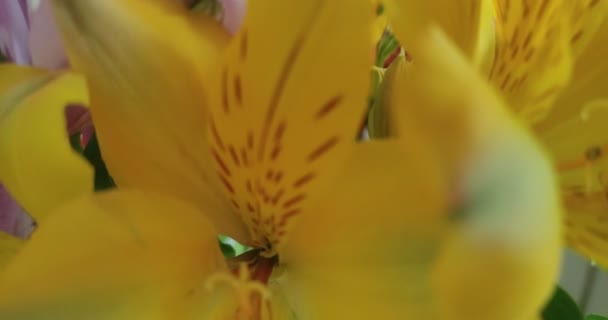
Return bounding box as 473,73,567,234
205,263,272,320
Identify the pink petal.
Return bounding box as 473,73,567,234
0,184,34,239
0,0,31,64
221,0,246,34
28,0,68,69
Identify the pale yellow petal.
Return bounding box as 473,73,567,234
0,69,93,221
51,0,250,242
394,27,561,319
385,0,495,69
489,0,573,124
277,141,447,319
205,0,373,250
0,190,228,319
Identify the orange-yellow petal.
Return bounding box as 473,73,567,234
205,0,373,250
51,0,250,242
278,140,447,319
0,232,23,270
0,190,228,319
385,0,495,69
489,0,573,124
0,66,93,221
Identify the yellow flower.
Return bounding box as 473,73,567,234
0,0,561,319
386,0,608,267
0,66,94,267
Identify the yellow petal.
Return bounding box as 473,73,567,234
0,190,228,319
393,27,561,319
385,0,495,68
51,0,250,242
205,0,373,250
0,232,23,270
489,0,573,124
278,140,447,319
0,68,93,221
532,7,608,265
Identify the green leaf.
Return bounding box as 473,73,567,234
82,132,115,191
586,315,608,320
0,51,6,63
542,286,584,320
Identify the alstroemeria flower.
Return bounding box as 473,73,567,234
0,0,560,319
385,0,608,267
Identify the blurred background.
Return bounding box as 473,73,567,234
561,250,608,315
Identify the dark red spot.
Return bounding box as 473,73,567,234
219,174,235,194
315,96,342,119
246,179,253,194
274,121,286,142
211,148,231,176
266,170,274,180
590,0,600,8
210,118,225,151
234,75,243,106
571,30,583,44
270,146,282,161
283,194,306,209
293,173,315,188
222,67,229,113
308,137,339,162
247,131,254,150
229,145,240,166
273,171,283,183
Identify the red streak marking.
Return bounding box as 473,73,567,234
211,149,231,176
246,179,253,194
210,118,225,151
229,145,240,166
234,75,243,106
240,31,248,59
231,199,240,209
293,173,315,188
315,96,342,119
270,146,282,161
247,131,254,149
283,194,306,209
308,137,339,162
222,68,229,113
278,209,301,227
241,148,249,167
219,174,235,194
274,121,286,142
247,202,255,212
271,189,285,205
273,171,283,183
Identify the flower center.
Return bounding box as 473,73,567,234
207,251,279,319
